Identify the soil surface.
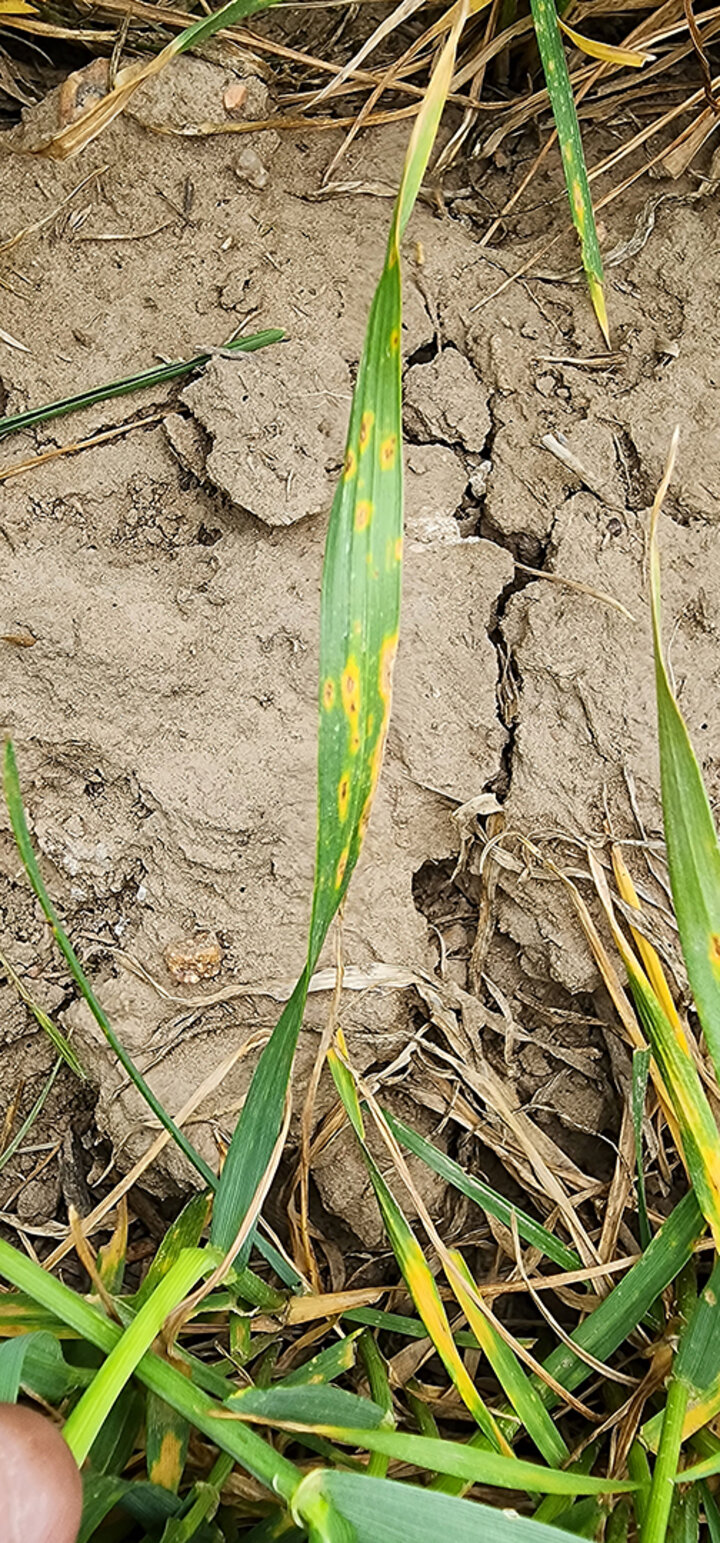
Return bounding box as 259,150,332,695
1,51,718,1249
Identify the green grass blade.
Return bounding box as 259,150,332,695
448,1248,569,1466
3,741,215,1189
649,437,720,1084
0,1057,62,1173
211,8,467,1262
136,1191,212,1307
529,0,608,339
328,1053,510,1450
62,1247,209,1464
296,1427,632,1496
640,1376,689,1543
0,944,85,1076
0,1329,91,1402
228,1384,388,1430
644,1258,720,1451
282,1333,361,1387
387,1110,580,1269
158,1451,234,1542
540,1190,704,1403
622,954,720,1247
0,329,284,441
294,1471,605,1543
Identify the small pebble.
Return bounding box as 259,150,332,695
164,931,224,985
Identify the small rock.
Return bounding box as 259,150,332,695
234,146,270,190
164,932,224,985
223,79,248,116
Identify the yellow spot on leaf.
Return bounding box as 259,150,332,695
394,537,403,563
355,499,374,531
710,934,720,973
359,411,375,453
379,434,397,471
150,1431,184,1492
338,773,350,822
341,657,361,753
389,327,400,353
344,447,357,481
335,846,349,888
322,678,335,711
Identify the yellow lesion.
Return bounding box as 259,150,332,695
322,678,336,711
394,536,403,562
149,1431,184,1491
389,327,400,353
379,631,399,706
343,446,357,481
338,773,350,822
359,411,375,453
341,657,361,754
379,434,397,471
335,845,349,888
354,499,374,531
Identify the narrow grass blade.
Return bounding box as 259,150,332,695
328,1052,510,1450
159,1451,234,1542
62,1247,209,1464
359,1332,392,1477
0,1329,91,1401
540,1190,704,1403
649,432,720,1082
449,1248,569,1466
590,849,720,1245
0,1057,62,1173
282,1334,361,1387
387,1109,580,1269
0,944,85,1076
641,1375,690,1543
227,1384,389,1430
136,1191,212,1307
211,8,467,1262
0,329,283,442
616,939,720,1246
557,20,654,65
294,1470,604,1543
293,1427,632,1496
4,742,215,1189
644,1257,720,1449
529,0,608,339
